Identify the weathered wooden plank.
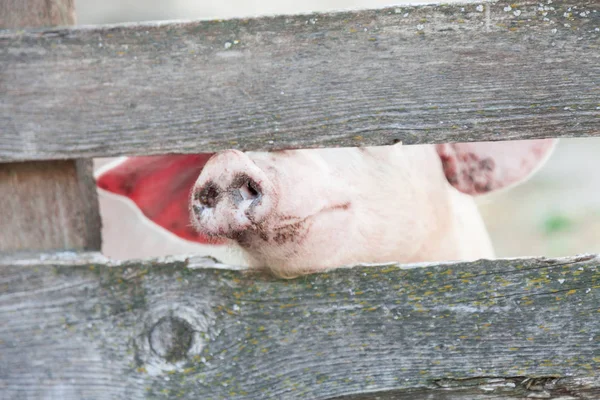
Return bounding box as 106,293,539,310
0,0,75,29
0,253,598,399
0,1,101,252
0,160,102,251
1,0,599,161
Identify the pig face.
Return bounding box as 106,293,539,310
96,140,556,277
189,140,556,277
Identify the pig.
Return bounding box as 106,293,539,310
94,155,247,265
189,140,556,277
96,140,555,277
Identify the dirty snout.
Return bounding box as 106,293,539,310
190,150,276,239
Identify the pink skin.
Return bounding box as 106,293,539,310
190,140,556,277
436,140,557,195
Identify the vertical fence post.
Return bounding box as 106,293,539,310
0,0,101,252
0,0,75,28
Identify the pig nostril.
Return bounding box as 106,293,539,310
197,183,219,208
247,180,259,198
239,179,261,201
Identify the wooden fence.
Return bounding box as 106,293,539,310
1,0,599,398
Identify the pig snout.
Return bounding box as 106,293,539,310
190,150,276,239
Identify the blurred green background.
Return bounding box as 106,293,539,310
76,0,600,259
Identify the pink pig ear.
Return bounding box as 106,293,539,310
436,139,557,195
95,154,225,245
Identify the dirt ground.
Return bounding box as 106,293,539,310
78,0,600,260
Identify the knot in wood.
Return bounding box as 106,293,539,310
135,305,212,374
149,316,194,363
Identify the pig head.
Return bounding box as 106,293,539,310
189,140,556,277
96,140,555,276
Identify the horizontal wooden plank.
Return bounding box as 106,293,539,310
0,253,598,399
1,0,599,161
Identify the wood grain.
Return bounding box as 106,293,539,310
0,1,100,252
0,159,101,251
0,0,75,29
0,253,598,399
1,0,598,161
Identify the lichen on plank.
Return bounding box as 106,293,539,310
0,253,598,398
